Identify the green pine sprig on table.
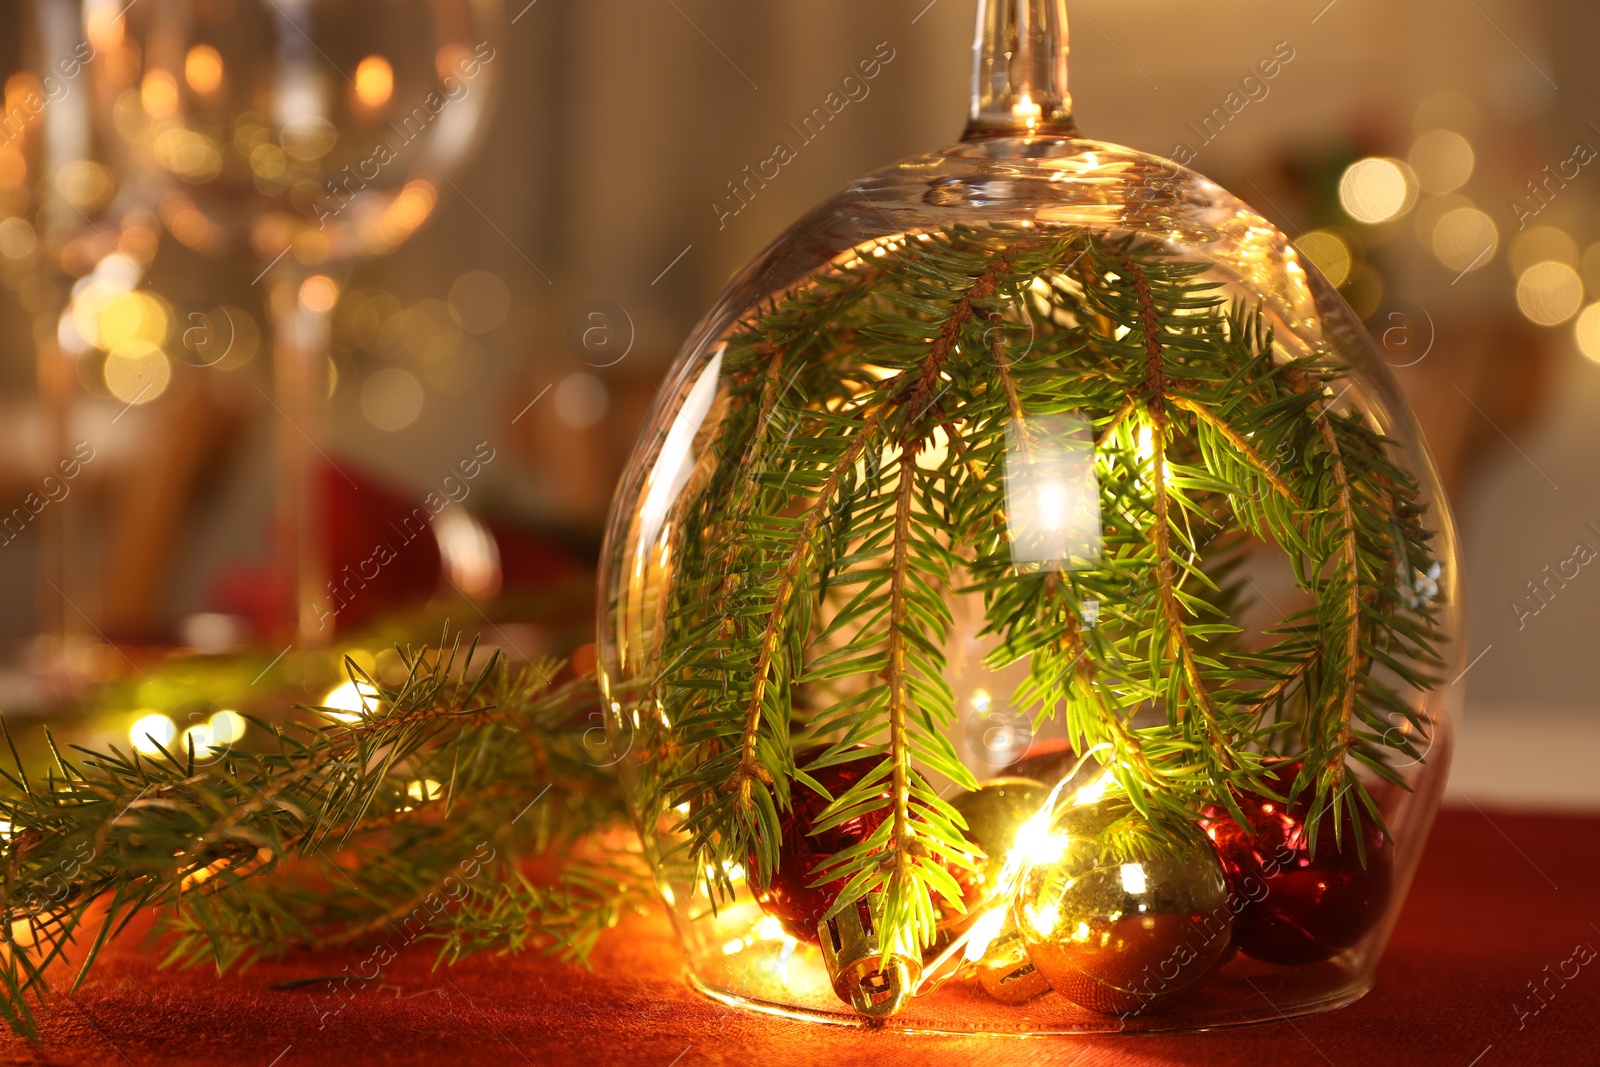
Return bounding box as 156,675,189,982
0,634,645,1040
645,225,1445,961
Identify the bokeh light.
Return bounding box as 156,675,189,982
553,372,609,428
1294,230,1353,288
300,275,340,314
1575,304,1600,362
0,218,34,259
130,712,176,755
180,709,245,757
1430,206,1498,273
1339,158,1415,224
104,341,172,405
1408,130,1475,195
448,271,511,334
1581,244,1600,296
1511,227,1580,277
180,724,215,755
184,44,224,95
140,69,179,116
98,291,170,349
360,367,425,431
210,710,247,745
355,55,395,109
407,779,444,802
56,161,114,211
1517,262,1584,326
322,680,381,722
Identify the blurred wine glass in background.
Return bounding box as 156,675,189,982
0,0,163,672
97,0,503,644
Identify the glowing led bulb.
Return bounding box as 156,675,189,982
130,713,176,755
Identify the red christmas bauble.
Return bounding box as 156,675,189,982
1202,761,1392,966
750,751,889,944
1002,738,1079,785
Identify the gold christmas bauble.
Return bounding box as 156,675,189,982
1013,797,1233,1016
953,777,1050,898
976,916,1052,1006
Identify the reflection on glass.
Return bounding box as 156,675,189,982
617,348,724,676
1003,413,1101,569
638,349,723,555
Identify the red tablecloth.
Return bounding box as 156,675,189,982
2,807,1596,1067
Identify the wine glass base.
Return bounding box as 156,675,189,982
687,968,1373,1036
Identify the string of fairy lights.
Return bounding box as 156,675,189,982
7,257,612,434
1300,96,1600,359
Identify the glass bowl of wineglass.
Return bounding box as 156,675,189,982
0,0,166,661
92,0,504,642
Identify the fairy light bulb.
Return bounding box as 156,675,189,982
1014,92,1043,130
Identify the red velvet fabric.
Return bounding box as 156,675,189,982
3,807,1596,1066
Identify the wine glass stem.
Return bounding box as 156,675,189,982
964,0,1076,140
268,272,331,647
34,310,74,648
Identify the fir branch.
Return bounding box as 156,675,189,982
644,222,1446,963
0,637,636,1039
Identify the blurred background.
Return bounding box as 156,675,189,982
0,0,1594,805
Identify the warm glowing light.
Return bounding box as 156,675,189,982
185,45,224,94
390,180,436,229
1013,92,1043,130
1119,863,1148,895
1005,414,1102,567
1510,226,1580,278
722,938,745,955
1295,230,1353,289
98,291,169,349
1135,424,1156,464
1023,901,1059,938
210,710,247,744
971,689,991,713
915,424,951,471
1517,262,1584,326
1431,206,1498,274
140,70,179,116
104,341,172,405
86,7,125,51
1575,304,1600,363
1339,158,1414,224
181,724,218,755
963,907,1009,963
755,916,786,941
407,779,443,802
0,152,27,197
130,712,176,755
322,680,381,721
1070,770,1113,807
434,509,502,600
1583,244,1600,295
57,160,113,210
355,55,395,109
1010,807,1068,868
300,275,339,313
1408,130,1474,195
